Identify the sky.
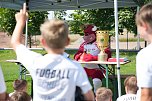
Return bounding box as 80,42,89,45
48,10,74,20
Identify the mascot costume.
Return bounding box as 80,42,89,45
74,24,111,93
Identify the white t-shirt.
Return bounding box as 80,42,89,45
136,43,152,101
16,45,92,101
116,94,136,101
0,66,6,93
84,42,100,69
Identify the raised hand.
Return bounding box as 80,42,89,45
15,3,28,26
11,3,29,50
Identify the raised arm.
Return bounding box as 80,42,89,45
11,3,28,51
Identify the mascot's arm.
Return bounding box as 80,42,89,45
74,43,85,61
104,47,112,59
83,47,111,61
83,54,98,61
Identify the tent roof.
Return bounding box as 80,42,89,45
0,0,144,11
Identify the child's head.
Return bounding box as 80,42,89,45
9,91,31,101
13,79,27,92
40,19,70,50
95,87,113,101
136,3,152,42
124,76,138,94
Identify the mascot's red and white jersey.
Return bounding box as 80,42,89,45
84,42,100,56
83,42,100,69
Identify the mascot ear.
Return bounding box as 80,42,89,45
92,26,97,31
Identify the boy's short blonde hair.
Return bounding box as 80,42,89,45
40,19,69,49
96,87,113,101
136,3,152,28
124,76,138,94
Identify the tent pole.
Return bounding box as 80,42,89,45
137,6,140,50
114,0,121,97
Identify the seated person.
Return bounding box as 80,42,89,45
9,91,31,101
9,79,27,96
116,76,138,101
74,24,111,93
95,87,113,101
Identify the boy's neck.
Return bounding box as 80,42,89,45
46,48,65,55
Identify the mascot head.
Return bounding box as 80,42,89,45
83,24,97,44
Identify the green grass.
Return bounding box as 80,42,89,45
0,50,45,94
0,50,137,100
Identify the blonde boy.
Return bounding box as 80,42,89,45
116,76,137,101
95,87,113,101
136,3,152,101
11,3,94,101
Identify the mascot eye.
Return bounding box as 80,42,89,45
85,33,89,36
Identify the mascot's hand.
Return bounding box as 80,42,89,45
104,48,112,59
83,54,97,61
74,53,83,61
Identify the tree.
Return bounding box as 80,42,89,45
69,7,140,35
69,9,114,35
144,0,152,3
0,8,48,47
118,7,137,34
84,9,115,30
54,10,67,20
0,8,16,34
69,10,86,35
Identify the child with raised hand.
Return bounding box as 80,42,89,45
11,3,94,101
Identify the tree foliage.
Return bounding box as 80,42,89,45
68,0,151,35
118,7,137,34
69,9,115,35
0,8,48,47
0,8,16,34
54,10,67,20
144,0,152,3
83,9,115,30
28,11,48,35
69,7,139,35
69,10,86,35
0,8,48,36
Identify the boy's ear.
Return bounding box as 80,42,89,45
66,37,70,46
40,37,47,47
142,22,149,31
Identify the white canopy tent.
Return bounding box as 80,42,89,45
0,0,144,97
0,0,143,11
